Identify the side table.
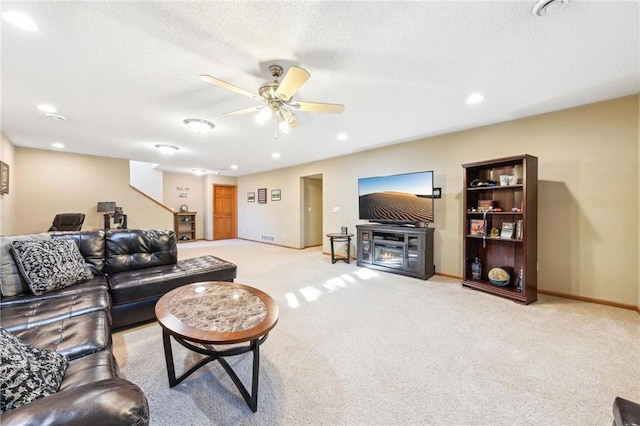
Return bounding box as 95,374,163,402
326,233,354,264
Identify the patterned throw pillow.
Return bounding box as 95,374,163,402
0,233,52,297
10,239,94,296
0,328,68,413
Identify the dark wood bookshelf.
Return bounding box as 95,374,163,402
461,154,538,304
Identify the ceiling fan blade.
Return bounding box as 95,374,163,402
290,101,345,114
275,66,310,100
223,106,262,116
199,74,258,99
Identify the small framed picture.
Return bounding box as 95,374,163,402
0,161,9,195
257,188,267,204
271,189,281,201
247,192,255,202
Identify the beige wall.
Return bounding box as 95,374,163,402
163,172,205,240
0,134,16,235
11,148,173,235
237,95,639,306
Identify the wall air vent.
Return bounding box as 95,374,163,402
261,235,275,242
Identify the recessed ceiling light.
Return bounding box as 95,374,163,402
183,118,215,133
230,164,238,170
2,11,38,32
466,93,484,105
271,152,281,159
337,133,348,141
51,142,65,149
192,169,207,176
45,113,66,120
155,144,179,154
37,104,57,113
532,0,569,17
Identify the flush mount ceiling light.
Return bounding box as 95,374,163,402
230,164,238,170
2,11,38,31
51,142,65,149
37,104,57,113
532,0,570,17
45,113,66,120
192,169,207,176
155,144,179,154
467,93,484,104
183,118,215,133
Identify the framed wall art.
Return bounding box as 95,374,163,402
0,161,9,195
247,192,255,202
257,188,267,204
271,189,281,201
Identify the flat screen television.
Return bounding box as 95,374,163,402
358,171,434,225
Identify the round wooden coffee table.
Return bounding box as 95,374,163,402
155,281,279,412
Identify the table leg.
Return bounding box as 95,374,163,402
162,328,178,387
346,237,351,263
330,237,337,263
215,338,260,412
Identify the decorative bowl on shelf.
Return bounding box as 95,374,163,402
488,268,510,286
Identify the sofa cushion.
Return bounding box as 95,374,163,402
0,276,109,306
108,255,237,305
0,328,68,413
12,311,112,361
11,239,94,296
0,288,112,333
0,233,51,297
51,230,106,276
105,229,177,274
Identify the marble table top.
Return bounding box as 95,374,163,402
168,283,267,333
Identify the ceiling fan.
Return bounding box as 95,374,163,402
199,65,345,134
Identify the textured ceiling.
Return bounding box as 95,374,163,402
1,1,638,176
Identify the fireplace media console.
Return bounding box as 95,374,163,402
356,224,434,280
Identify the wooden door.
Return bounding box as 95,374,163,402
213,184,237,240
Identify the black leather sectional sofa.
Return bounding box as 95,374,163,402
0,229,237,425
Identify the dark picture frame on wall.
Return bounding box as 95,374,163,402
257,188,267,204
0,161,9,195
271,189,281,201
247,192,255,202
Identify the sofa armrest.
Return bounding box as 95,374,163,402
0,378,149,426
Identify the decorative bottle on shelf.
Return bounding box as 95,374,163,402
515,268,524,292
471,257,482,280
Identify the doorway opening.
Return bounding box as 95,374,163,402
301,174,323,248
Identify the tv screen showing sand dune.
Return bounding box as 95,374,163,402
359,191,433,223
358,171,434,224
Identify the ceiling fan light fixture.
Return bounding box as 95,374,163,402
278,120,290,134
183,118,215,133
155,144,179,154
255,107,272,125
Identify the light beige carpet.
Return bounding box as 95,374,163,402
112,239,640,425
